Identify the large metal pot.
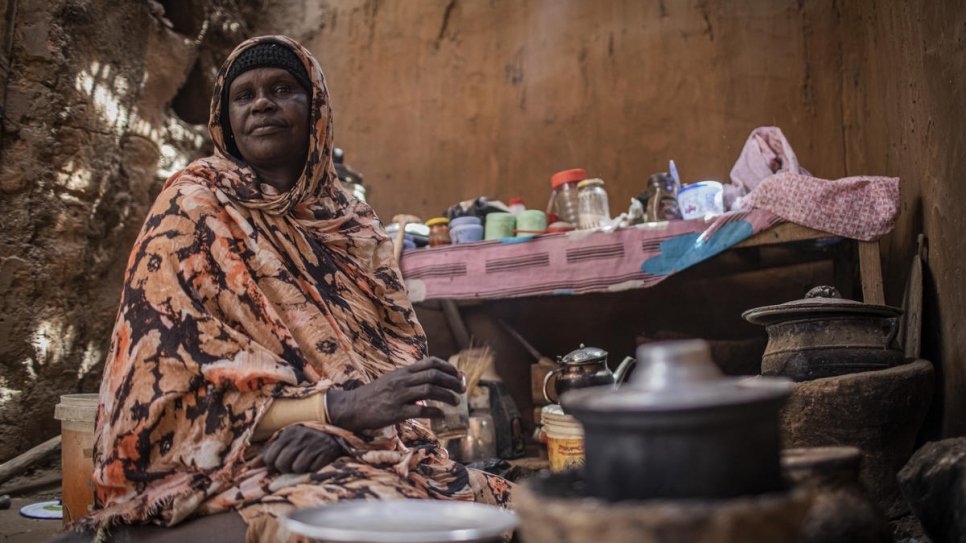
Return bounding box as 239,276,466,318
742,286,903,382
561,340,792,502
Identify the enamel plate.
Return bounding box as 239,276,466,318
285,499,518,543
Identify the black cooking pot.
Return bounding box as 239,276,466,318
742,286,904,382
561,340,792,502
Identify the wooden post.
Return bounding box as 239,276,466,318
858,240,885,305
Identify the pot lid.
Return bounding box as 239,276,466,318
742,285,902,326
561,340,792,413
558,344,608,366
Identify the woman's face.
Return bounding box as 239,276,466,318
227,67,309,180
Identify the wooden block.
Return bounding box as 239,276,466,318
858,240,885,305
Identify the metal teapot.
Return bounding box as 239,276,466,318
543,345,635,404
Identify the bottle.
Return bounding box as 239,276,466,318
646,172,682,222
577,179,611,229
507,197,526,215
547,168,586,226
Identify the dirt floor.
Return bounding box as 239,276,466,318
0,462,67,543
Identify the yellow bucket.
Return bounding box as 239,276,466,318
54,394,98,524
542,404,584,472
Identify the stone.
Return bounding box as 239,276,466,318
898,438,966,543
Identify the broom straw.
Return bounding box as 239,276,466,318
452,342,493,395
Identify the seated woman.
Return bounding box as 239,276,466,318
58,35,510,543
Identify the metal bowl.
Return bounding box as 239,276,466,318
285,499,518,543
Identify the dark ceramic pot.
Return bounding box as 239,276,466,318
562,340,792,502
743,286,903,382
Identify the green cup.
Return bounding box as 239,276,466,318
484,212,516,240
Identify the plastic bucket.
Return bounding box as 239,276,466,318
542,405,584,472
54,394,98,523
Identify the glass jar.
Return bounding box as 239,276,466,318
646,172,682,222
577,178,611,229
547,168,586,226
425,217,451,247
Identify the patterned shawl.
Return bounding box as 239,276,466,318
84,36,506,533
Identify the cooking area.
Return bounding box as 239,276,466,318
0,1,964,542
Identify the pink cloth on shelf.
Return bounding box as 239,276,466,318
725,126,899,241
736,172,899,241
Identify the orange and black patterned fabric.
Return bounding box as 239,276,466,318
84,35,510,540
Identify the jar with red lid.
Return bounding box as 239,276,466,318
425,217,451,247
547,168,585,226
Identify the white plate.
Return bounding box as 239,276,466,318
20,500,63,520
285,499,518,543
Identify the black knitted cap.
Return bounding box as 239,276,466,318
225,42,312,95
221,42,312,157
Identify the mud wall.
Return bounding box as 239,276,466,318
0,0,259,460
838,0,966,436
257,0,846,221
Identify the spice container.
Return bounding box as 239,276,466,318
425,217,451,247
449,216,484,244
576,178,611,229
484,212,516,240
646,172,682,221
515,210,547,236
547,169,586,225
507,197,526,215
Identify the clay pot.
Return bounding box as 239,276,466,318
781,360,934,518
514,471,811,543
783,447,891,543
743,286,903,382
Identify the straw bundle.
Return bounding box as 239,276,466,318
449,344,494,396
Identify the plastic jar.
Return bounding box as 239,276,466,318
449,216,484,243
542,404,584,473
577,178,611,229
484,212,516,240
548,168,586,225
515,210,547,236
425,217,451,247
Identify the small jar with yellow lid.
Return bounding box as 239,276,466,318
426,217,452,247
577,178,611,229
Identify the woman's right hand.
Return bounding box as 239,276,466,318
326,356,464,432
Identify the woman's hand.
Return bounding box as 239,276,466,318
326,356,464,432
261,425,343,474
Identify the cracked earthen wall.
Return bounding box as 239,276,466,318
0,0,263,460
0,0,963,461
